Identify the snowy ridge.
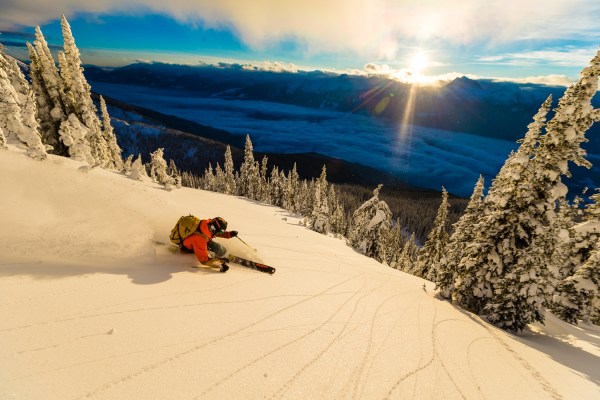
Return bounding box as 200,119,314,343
1,147,599,399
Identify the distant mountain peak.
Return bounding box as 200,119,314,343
445,76,483,92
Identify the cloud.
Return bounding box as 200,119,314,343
492,74,573,87
477,47,599,68
240,61,299,73
0,31,35,40
0,0,599,60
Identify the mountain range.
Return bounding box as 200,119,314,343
85,62,600,196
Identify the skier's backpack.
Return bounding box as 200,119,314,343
170,215,201,246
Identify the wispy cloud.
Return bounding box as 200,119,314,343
477,47,599,67
0,1,599,60
491,74,573,87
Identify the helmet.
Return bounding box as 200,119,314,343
210,217,227,234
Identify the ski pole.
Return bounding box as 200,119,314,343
236,235,256,251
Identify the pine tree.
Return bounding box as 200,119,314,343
384,218,406,268
123,154,134,174
284,163,300,212
0,126,7,150
437,176,485,300
128,154,147,181
29,27,67,155
1,54,29,101
0,56,47,158
220,145,236,195
550,192,600,324
297,180,312,217
58,114,94,165
552,241,600,324
452,97,554,330
149,148,176,189
309,165,331,234
203,163,216,191
349,184,393,262
57,51,74,111
328,185,347,236
0,58,46,160
397,233,418,272
414,188,450,281
239,135,260,199
259,155,269,202
545,198,578,296
167,159,182,188
454,50,599,331
60,16,110,167
269,165,283,207
99,96,124,171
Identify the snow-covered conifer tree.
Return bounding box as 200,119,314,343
60,16,110,167
0,127,7,150
99,96,124,170
0,56,48,158
214,163,226,193
223,145,236,195
167,159,182,189
383,218,406,268
309,166,331,234
349,184,393,262
259,156,269,202
149,147,176,189
550,192,600,324
0,60,46,160
239,135,260,199
0,55,28,101
397,233,418,272
128,154,147,181
296,180,312,217
28,28,68,155
437,176,484,300
269,165,283,207
414,188,450,281
123,154,134,174
58,114,94,165
545,198,578,294
452,97,554,329
454,49,599,331
328,185,347,236
284,163,300,212
552,242,600,324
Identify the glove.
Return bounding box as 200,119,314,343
230,231,238,237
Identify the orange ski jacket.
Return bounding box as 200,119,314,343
182,219,233,262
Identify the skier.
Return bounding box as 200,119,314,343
181,217,238,272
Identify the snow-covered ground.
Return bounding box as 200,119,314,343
1,147,599,400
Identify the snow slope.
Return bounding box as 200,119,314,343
1,148,599,400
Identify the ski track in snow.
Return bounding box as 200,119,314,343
266,279,374,400
73,274,364,400
463,313,564,400
197,276,373,399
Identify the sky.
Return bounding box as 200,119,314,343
1,1,600,85
2,145,600,399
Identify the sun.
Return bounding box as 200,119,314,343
409,51,429,75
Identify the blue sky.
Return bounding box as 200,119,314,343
1,1,600,85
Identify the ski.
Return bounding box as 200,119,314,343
228,255,276,274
